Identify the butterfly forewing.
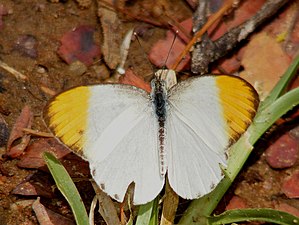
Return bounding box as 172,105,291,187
166,75,258,199
45,84,164,204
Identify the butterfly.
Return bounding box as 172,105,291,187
44,69,259,205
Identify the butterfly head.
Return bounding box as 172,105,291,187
153,69,177,91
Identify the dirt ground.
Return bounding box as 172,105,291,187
0,0,299,224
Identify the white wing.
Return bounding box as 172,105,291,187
45,84,164,205
166,75,258,199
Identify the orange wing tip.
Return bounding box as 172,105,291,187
216,76,259,142
45,86,91,154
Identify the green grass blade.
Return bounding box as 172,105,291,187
136,197,159,225
149,198,159,224
208,208,299,225
43,152,89,225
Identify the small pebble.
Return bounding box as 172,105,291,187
35,65,47,74
69,60,87,76
14,35,38,59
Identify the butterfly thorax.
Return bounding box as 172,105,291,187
151,77,167,177
151,80,167,120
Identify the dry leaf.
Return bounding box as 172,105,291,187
91,181,121,225
32,197,75,225
119,68,151,93
240,32,291,99
18,138,90,177
97,0,122,69
161,180,179,225
12,172,55,198
6,105,33,158
58,25,101,66
18,138,70,168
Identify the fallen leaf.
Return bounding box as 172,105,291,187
18,138,90,177
18,138,70,168
119,68,151,93
32,197,75,225
12,172,55,198
97,0,122,69
240,32,291,99
6,105,33,158
91,181,121,225
161,180,179,225
58,25,101,66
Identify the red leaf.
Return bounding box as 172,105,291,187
6,105,33,158
120,68,151,93
58,25,101,66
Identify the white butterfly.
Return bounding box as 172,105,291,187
45,69,258,205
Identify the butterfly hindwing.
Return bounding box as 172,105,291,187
45,84,164,204
167,75,258,199
90,106,164,204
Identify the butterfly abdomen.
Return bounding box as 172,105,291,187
158,120,166,176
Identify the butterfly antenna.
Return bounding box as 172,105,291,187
133,32,156,75
163,30,178,70
161,30,178,80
